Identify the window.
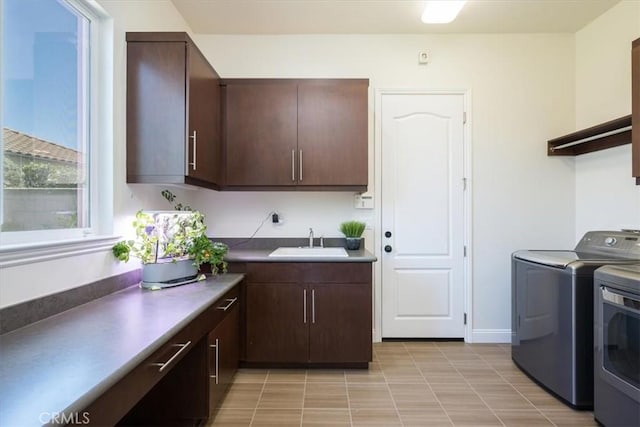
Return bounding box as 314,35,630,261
1,0,109,248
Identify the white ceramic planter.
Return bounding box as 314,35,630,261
141,258,198,289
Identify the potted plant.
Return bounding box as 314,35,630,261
113,209,228,290
340,220,366,250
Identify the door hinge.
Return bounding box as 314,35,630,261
463,246,467,257
462,177,467,190
463,112,467,124
464,313,467,325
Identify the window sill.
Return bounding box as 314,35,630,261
0,235,121,268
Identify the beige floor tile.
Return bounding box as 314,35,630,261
257,383,305,409
302,409,351,425
350,408,402,426
500,371,537,385
464,372,510,384
482,394,537,410
436,389,489,411
306,369,346,382
389,384,439,409
252,408,302,426
266,369,307,383
446,409,503,426
304,383,349,409
429,382,475,393
541,408,598,426
422,372,468,385
208,408,253,426
398,407,452,426
347,383,395,409
232,369,269,383
494,410,554,426
220,383,264,409
210,342,599,426
345,366,386,384
471,382,519,395
513,385,569,410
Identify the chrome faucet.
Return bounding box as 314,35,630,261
309,228,314,248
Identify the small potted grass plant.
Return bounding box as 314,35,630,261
340,220,366,250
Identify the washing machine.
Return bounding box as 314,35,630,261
511,230,640,408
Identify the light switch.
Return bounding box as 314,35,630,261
354,194,374,209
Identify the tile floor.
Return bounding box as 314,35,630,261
208,341,598,426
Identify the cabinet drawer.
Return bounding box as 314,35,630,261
303,263,371,283
247,263,300,283
85,311,206,425
209,286,240,326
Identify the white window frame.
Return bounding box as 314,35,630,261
0,0,116,266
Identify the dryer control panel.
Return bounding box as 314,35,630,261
577,231,640,258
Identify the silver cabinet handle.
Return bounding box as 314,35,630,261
312,288,315,324
291,149,296,182
209,338,219,384
299,149,303,181
151,341,191,372
189,130,197,171
216,297,237,311
303,289,307,323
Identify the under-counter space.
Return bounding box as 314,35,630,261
0,273,243,427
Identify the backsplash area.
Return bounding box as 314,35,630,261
0,269,141,334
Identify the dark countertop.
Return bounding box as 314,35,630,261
0,273,244,427
220,237,377,263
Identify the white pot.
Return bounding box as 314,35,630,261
141,258,197,288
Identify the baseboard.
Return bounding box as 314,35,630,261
470,328,511,343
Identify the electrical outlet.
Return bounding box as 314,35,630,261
272,212,284,225
418,51,429,65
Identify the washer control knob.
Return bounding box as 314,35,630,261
605,237,617,246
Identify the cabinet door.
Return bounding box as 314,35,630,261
245,282,308,363
225,82,298,186
297,81,368,187
309,283,372,363
126,41,187,182
209,302,239,412
187,44,221,185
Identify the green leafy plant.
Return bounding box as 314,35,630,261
113,210,227,272
339,220,366,238
112,241,131,262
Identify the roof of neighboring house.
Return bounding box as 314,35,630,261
3,128,80,164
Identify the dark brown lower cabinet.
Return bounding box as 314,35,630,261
242,263,372,367
245,282,308,363
208,299,240,411
308,283,372,363
107,285,240,426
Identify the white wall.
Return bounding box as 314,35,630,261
193,33,577,339
1,3,582,342
0,1,194,308
574,1,640,238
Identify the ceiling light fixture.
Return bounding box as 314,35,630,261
421,0,467,24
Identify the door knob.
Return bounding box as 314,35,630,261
384,245,392,253
385,231,392,238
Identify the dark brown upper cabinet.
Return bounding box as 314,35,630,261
633,37,640,184
222,79,369,191
126,32,222,189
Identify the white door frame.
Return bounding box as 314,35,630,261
373,88,473,343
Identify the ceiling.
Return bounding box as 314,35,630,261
171,0,621,35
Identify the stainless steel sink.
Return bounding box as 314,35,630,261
268,247,349,258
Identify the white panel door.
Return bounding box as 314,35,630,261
381,92,465,338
